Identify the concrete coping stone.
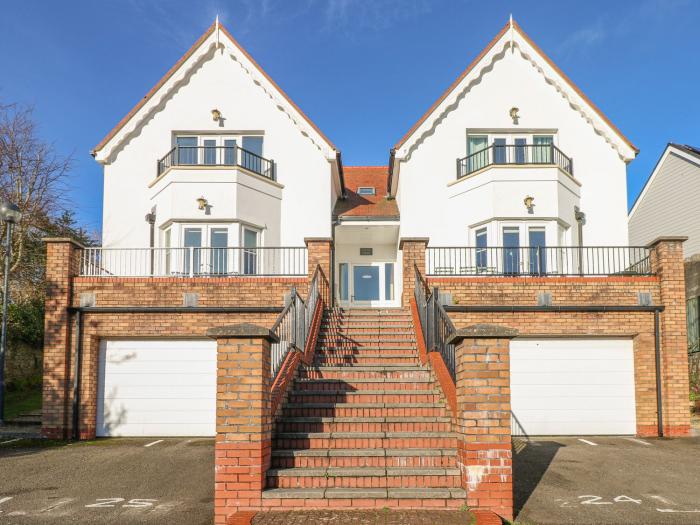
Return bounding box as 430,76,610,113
447,324,519,345
398,237,430,249
43,237,86,249
647,235,688,248
206,323,279,342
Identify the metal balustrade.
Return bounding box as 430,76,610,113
414,266,456,381
426,246,652,277
79,247,307,277
457,144,573,179
157,145,276,180
270,267,323,380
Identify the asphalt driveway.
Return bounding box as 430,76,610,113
514,435,700,524
0,438,213,524
1,435,700,524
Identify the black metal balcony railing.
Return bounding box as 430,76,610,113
157,145,276,180
426,246,652,277
457,144,573,179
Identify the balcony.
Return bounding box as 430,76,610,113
426,246,652,277
79,246,307,277
157,145,276,180
457,144,573,179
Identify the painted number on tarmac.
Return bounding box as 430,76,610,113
85,498,157,509
579,495,641,505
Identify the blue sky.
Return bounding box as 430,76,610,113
1,0,698,235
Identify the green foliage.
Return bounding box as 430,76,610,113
7,299,44,347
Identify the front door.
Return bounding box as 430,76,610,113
339,262,397,308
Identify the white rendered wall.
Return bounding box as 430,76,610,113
101,45,333,248
396,47,629,247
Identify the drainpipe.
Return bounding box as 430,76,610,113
331,219,338,308
145,209,156,276
71,310,83,441
654,310,664,438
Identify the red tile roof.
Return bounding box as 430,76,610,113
334,166,399,219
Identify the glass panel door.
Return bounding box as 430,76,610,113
475,228,488,272
242,228,258,275
183,228,202,275
223,139,237,165
241,136,263,174
493,138,507,164
528,228,546,275
210,228,228,275
203,139,217,165
533,135,553,164
176,136,198,165
514,138,527,164
503,227,520,275
339,263,349,302
353,266,380,302
467,135,488,173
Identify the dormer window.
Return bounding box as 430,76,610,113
357,187,376,196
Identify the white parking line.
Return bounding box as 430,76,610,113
625,437,652,446
578,438,598,446
0,438,20,445
144,440,163,448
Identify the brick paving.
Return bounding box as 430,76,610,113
252,509,473,524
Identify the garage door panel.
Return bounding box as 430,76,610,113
97,339,217,437
510,338,636,436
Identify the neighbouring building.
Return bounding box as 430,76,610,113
42,18,691,524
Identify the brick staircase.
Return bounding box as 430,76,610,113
263,307,465,508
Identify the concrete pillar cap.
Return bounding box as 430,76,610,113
206,323,279,342
43,237,85,249
447,324,518,345
646,236,688,248
399,237,429,249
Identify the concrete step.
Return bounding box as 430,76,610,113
270,448,457,469
312,355,419,366
298,369,431,381
287,391,441,405
302,364,424,371
295,377,434,389
266,466,462,489
261,487,467,502
274,431,458,450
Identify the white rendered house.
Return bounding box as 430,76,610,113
89,18,640,306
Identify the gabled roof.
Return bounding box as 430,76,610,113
93,21,338,159
392,18,638,158
333,166,399,219
629,143,700,218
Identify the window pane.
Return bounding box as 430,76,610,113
242,136,263,174
176,136,198,165
211,228,228,275
164,229,171,274
475,228,488,271
529,229,546,275
340,263,349,301
223,139,237,165
384,263,394,301
503,227,520,275
467,135,488,173
203,139,217,165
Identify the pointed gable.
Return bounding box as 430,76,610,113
393,19,637,162
93,22,337,162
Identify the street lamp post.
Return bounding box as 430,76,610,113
0,201,22,425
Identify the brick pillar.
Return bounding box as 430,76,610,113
305,237,332,302
448,324,518,521
207,324,278,524
399,237,428,307
649,236,691,437
42,238,83,439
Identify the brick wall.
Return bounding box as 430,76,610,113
42,239,307,440
400,238,428,307
450,326,517,521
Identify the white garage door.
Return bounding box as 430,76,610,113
510,339,636,436
97,339,216,437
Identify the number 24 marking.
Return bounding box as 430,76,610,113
579,495,641,505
